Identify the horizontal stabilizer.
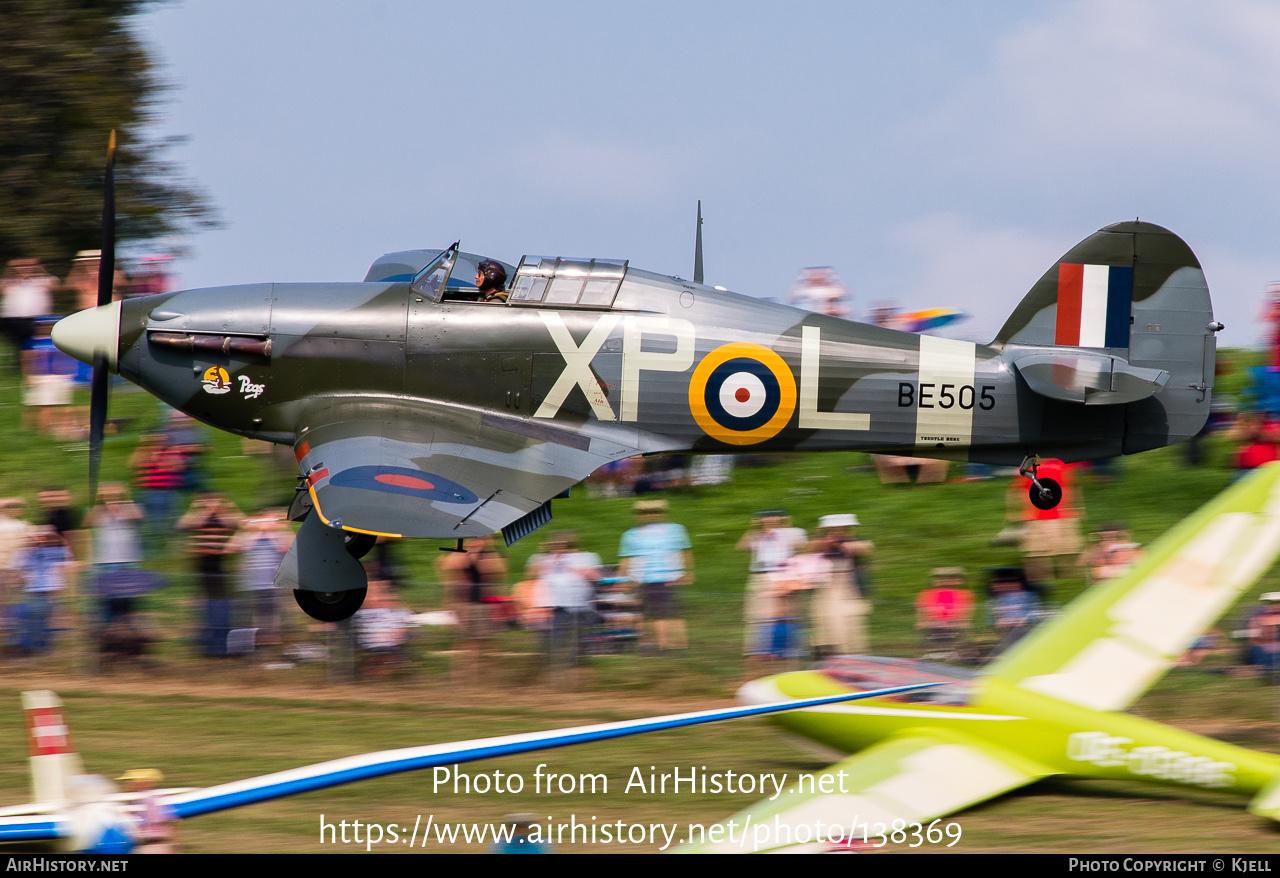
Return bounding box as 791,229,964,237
1012,350,1168,405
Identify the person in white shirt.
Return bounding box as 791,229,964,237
529,531,601,669
736,509,806,664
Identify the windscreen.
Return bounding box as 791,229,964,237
410,245,458,302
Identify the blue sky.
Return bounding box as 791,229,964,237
138,1,1280,345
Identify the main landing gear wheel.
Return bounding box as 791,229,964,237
1028,477,1063,511
294,587,367,622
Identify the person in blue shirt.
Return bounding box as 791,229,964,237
618,499,693,651
11,526,72,654
986,567,1043,651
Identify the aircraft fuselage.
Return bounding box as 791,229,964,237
115,267,1185,467
753,674,1280,800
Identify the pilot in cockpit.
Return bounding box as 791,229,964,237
475,259,508,302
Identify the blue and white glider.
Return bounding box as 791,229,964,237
0,683,937,852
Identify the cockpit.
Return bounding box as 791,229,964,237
364,245,628,309
816,655,977,706
505,255,627,307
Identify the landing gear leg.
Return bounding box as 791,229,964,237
1020,455,1062,511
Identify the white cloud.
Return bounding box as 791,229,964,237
920,0,1280,175
885,212,1067,342
884,0,1280,350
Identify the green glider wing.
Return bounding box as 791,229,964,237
681,728,1056,853
987,462,1280,711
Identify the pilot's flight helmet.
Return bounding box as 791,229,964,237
477,259,507,291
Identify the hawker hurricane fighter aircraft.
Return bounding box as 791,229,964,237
683,463,1280,853
51,172,1220,622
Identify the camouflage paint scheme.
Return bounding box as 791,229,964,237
56,221,1216,605
683,464,1280,852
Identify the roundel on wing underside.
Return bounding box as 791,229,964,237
327,465,478,504
688,342,797,445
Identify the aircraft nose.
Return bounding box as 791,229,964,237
52,301,122,371
736,678,787,705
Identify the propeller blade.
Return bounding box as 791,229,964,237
89,352,108,501
98,131,115,308
90,131,116,501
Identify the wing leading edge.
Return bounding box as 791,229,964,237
294,398,637,540
0,816,66,844
161,684,937,818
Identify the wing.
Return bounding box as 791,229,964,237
293,398,636,540
681,728,1056,853
0,685,936,849
0,808,133,854
0,815,67,844
0,805,55,818
986,462,1280,711
160,684,936,819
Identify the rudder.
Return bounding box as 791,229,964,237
994,221,1217,452
22,691,84,804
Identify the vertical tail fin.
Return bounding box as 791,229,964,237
22,691,84,804
994,221,1217,452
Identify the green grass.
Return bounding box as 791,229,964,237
0,345,1264,683
0,680,1275,853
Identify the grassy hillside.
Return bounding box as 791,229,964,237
0,346,1272,688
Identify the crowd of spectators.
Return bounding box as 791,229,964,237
0,431,1273,682
1,254,175,444
4,264,1280,686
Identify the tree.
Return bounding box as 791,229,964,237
0,0,217,274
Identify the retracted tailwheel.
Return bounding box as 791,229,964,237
294,587,367,622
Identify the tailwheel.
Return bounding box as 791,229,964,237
1028,477,1062,511
1020,455,1063,511
294,587,367,622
